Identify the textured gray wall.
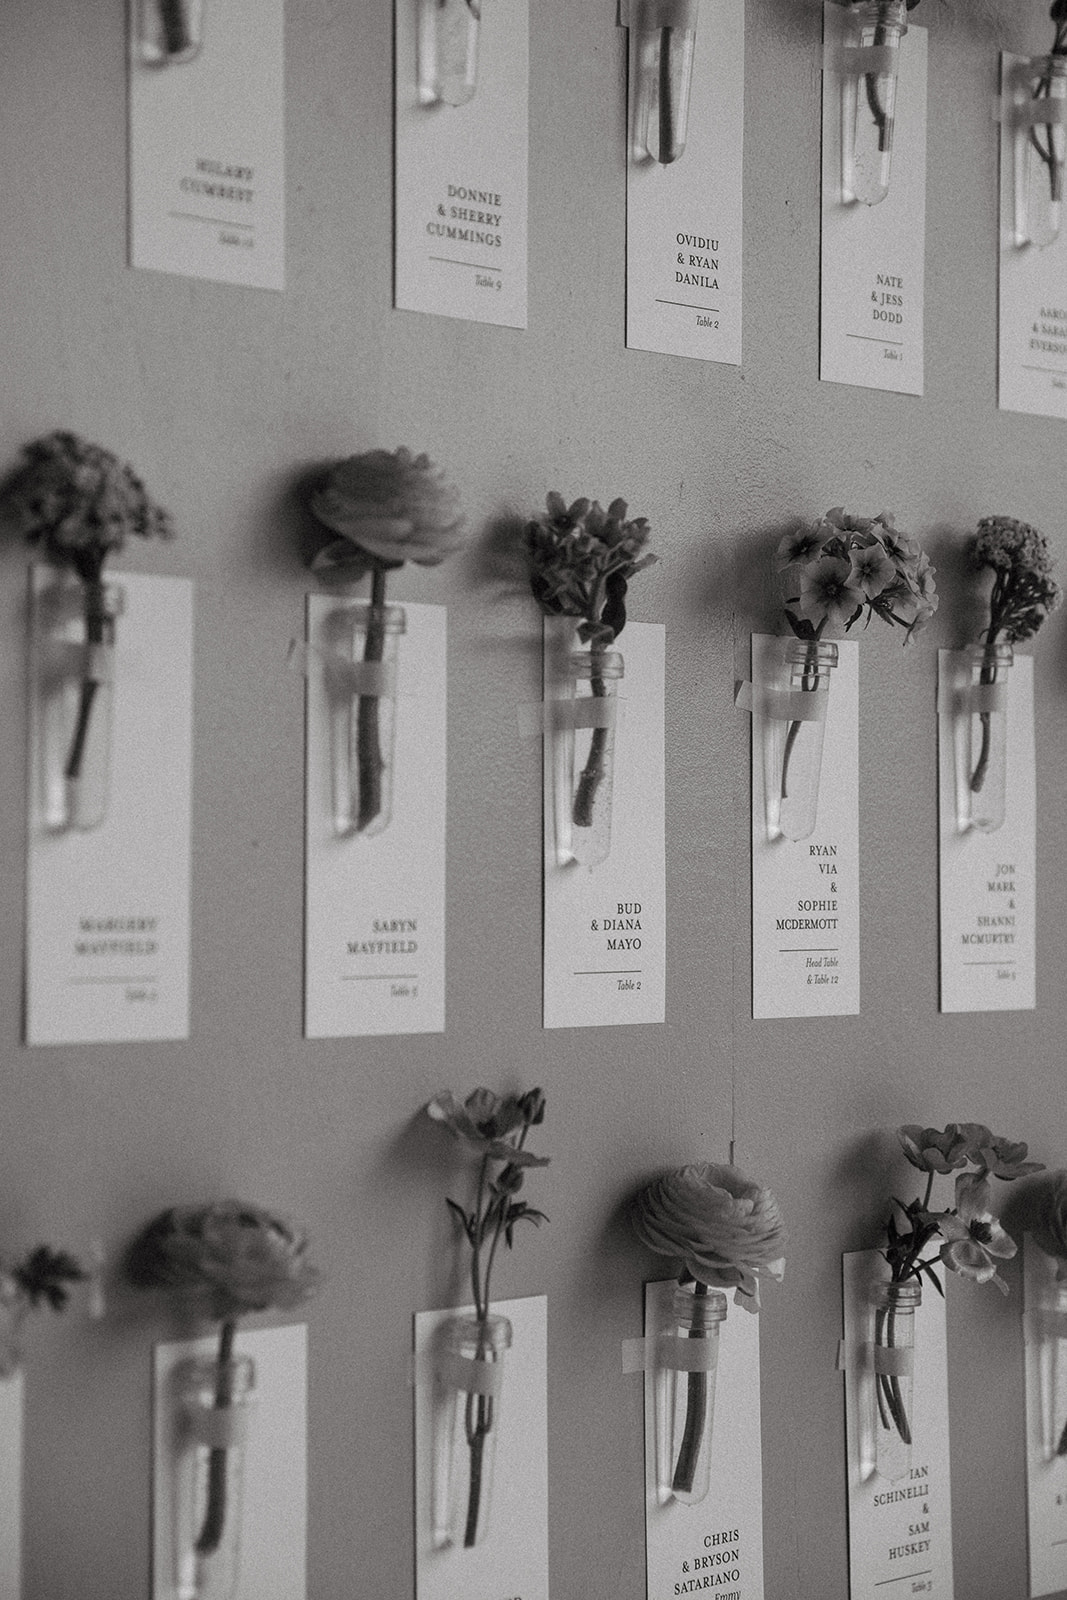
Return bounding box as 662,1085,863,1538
1,0,1066,1596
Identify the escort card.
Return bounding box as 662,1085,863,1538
0,1373,22,1600
26,570,193,1045
152,1325,307,1600
542,619,665,1030
624,0,744,364
937,651,1036,1012
641,1280,765,1600
129,0,285,290
841,1251,954,1600
1022,1237,1067,1599
998,54,1067,418
749,635,859,1019
413,1295,548,1600
304,597,446,1038
395,0,528,327
820,3,926,394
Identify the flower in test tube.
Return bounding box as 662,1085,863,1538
0,432,172,794
796,554,866,632
0,1245,86,1379
127,1201,319,1564
306,446,466,834
935,1173,1017,1294
631,1162,786,1311
427,1088,550,1169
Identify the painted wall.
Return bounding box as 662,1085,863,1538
1,1,1066,1597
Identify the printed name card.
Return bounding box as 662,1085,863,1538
642,1280,765,1600
0,1372,22,1600
937,651,1036,1012
624,0,744,364
152,1325,307,1600
1022,1238,1067,1599
303,597,446,1038
413,1295,548,1600
542,619,665,1030
841,1251,954,1600
128,0,285,289
26,570,193,1045
820,2,926,394
998,54,1067,418
395,0,528,326
749,635,859,1019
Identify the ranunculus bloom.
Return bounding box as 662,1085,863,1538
126,1201,319,1322
937,1173,1016,1294
631,1163,786,1311
309,446,466,577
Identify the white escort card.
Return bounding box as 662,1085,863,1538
639,1280,765,1600
1022,1238,1067,1599
841,1251,954,1600
937,651,1036,1012
26,570,193,1046
749,635,859,1019
0,1373,22,1600
152,1325,307,1600
413,1295,548,1600
303,597,446,1038
624,0,744,364
998,53,1067,419
820,3,926,394
542,620,665,1030
129,0,285,290
395,0,528,327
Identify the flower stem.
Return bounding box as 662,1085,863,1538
196,1318,237,1558
779,636,821,806
969,640,1000,796
65,581,109,785
573,645,610,829
864,14,891,154
671,1281,708,1497
356,566,387,832
658,26,676,161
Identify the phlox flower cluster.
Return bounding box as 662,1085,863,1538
776,507,937,644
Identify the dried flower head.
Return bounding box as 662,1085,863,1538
526,492,657,647
631,1162,786,1312
777,507,937,644
308,446,466,582
970,515,1061,644
126,1201,319,1324
1,431,172,582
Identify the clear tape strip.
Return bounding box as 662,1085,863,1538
434,1351,504,1397
621,1336,717,1373
287,640,397,698
517,699,619,736
828,43,898,76
936,681,1007,714
186,1403,253,1448
993,96,1067,126
735,681,829,722
836,1338,913,1376
1026,1308,1067,1339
